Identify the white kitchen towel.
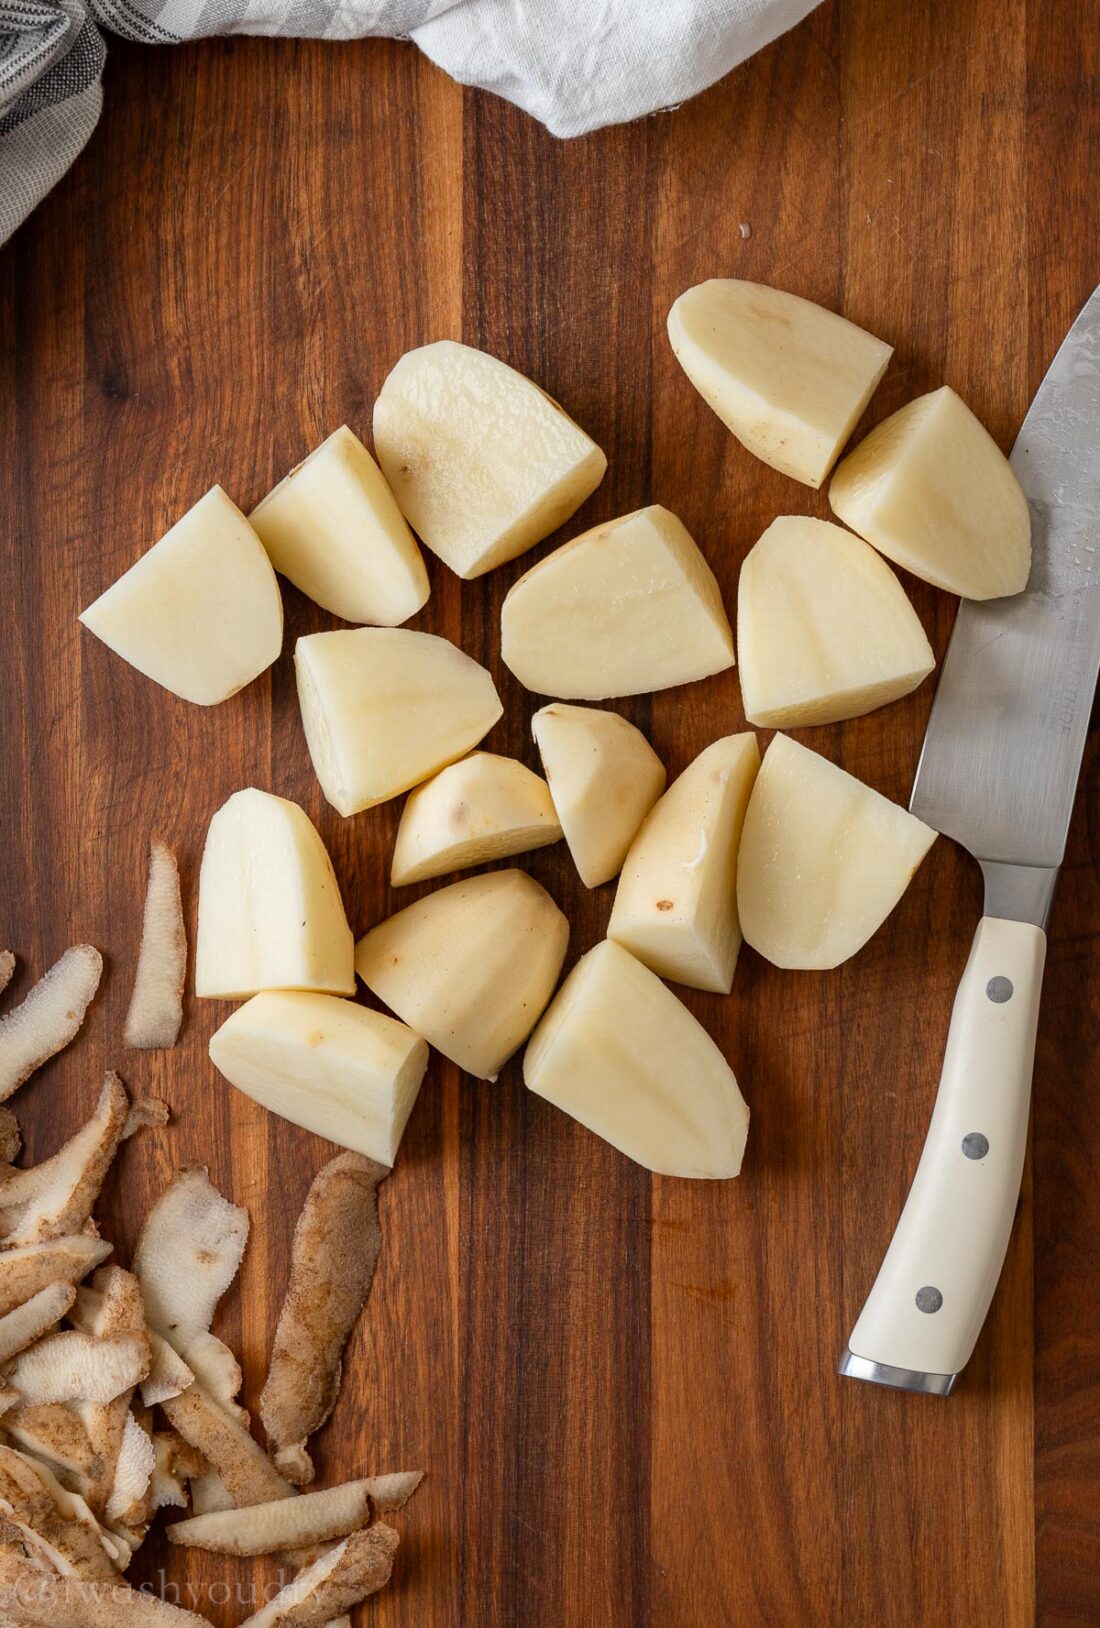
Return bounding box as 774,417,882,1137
0,0,819,244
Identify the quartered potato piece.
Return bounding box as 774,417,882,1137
736,734,937,970
209,994,428,1167
829,385,1031,599
391,752,561,886
79,486,283,705
295,628,503,817
737,516,934,727
501,505,735,699
373,341,606,579
525,940,749,1179
608,732,759,993
667,280,892,487
532,704,666,888
250,425,429,626
195,789,354,999
356,870,569,1081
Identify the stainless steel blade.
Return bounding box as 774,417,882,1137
910,286,1100,875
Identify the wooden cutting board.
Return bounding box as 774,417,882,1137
1,1,1097,1621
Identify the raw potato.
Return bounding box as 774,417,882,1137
531,705,666,888
296,628,503,817
608,733,759,993
194,789,354,999
736,517,935,727
524,940,749,1179
250,426,430,626
124,839,186,1049
78,486,283,705
500,505,735,699
736,734,937,969
0,944,102,1102
829,385,1032,599
373,340,607,579
667,279,892,488
260,1153,386,1486
356,870,569,1080
209,993,428,1166
391,752,561,886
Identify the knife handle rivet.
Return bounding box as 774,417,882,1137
962,1132,990,1160
916,1286,943,1314
986,976,1014,1003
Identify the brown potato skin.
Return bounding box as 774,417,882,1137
260,1152,387,1485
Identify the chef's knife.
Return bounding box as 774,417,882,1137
839,285,1100,1395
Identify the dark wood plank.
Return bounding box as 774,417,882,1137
1029,5,1100,1624
451,93,661,1628
1,1,1098,1623
647,11,850,1623
835,2,1036,1625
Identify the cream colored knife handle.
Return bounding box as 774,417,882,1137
842,916,1046,1392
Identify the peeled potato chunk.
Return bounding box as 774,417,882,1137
525,940,748,1179
829,386,1031,599
209,993,428,1166
250,426,429,627
532,704,666,888
667,280,892,488
356,870,569,1081
737,517,935,727
608,733,759,993
296,628,503,817
79,486,283,705
391,753,561,886
737,735,936,970
373,341,607,579
195,789,355,999
501,505,735,699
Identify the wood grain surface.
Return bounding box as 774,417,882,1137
1,0,1098,1622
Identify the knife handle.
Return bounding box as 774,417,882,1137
841,915,1046,1391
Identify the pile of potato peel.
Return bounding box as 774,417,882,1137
0,933,420,1625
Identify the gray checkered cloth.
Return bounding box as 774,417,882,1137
0,0,818,245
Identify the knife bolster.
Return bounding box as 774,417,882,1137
981,859,1059,928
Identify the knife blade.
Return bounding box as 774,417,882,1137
840,286,1100,1394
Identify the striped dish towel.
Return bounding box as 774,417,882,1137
0,0,819,245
